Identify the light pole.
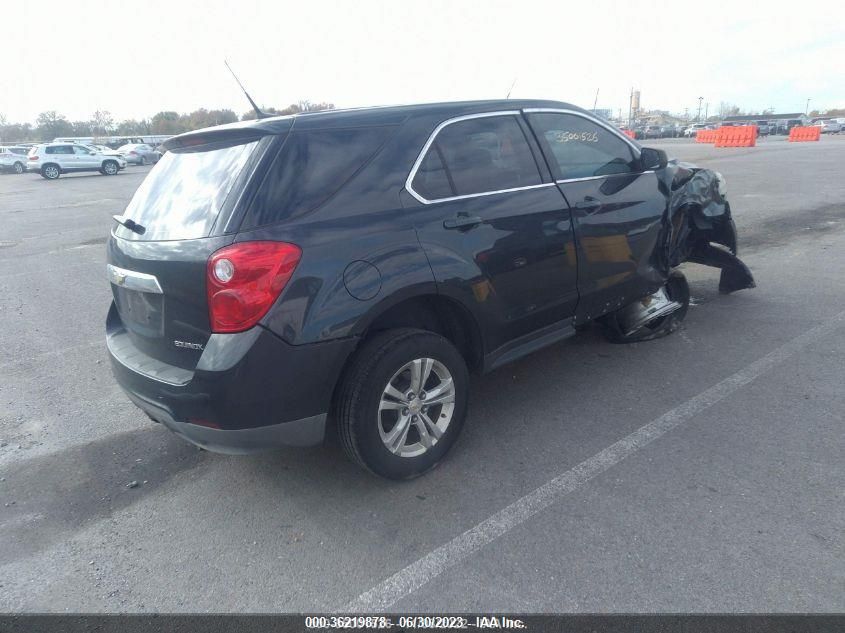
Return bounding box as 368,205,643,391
697,96,704,122
805,98,811,115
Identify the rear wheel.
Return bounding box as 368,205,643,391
13,162,24,174
140,155,148,166
335,328,469,479
41,164,60,180
102,160,118,175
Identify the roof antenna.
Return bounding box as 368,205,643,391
506,78,517,99
224,60,269,119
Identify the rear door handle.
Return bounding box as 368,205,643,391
443,215,483,230
573,196,601,212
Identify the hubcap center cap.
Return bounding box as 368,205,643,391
408,398,422,415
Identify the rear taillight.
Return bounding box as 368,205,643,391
207,241,301,333
29,155,38,160
129,151,138,155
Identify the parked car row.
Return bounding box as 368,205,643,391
0,141,162,178
631,118,845,140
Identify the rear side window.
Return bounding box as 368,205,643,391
116,139,262,241
244,126,394,227
527,113,636,180
411,115,542,201
46,145,73,155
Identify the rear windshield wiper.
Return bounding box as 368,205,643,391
112,215,146,235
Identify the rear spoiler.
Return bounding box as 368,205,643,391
162,116,294,151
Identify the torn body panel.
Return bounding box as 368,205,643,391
655,162,756,294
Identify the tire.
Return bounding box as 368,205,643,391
41,164,60,180
13,162,24,175
140,156,148,166
335,328,469,480
102,160,118,175
600,271,690,344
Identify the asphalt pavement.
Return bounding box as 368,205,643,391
1,136,843,612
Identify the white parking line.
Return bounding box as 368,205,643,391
346,308,845,612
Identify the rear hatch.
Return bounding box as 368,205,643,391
107,122,288,370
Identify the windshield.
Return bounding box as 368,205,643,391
115,139,261,241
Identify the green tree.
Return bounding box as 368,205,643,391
91,110,114,135
0,122,33,143
116,119,146,135
240,101,334,121
71,121,93,136
35,111,73,141
150,111,187,135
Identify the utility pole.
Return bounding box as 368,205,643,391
697,96,703,122
628,87,633,128
805,98,811,115
592,88,599,112
705,102,709,121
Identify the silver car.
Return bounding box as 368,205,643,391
117,143,161,166
815,120,842,134
0,146,29,174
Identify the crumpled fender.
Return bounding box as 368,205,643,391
654,161,756,294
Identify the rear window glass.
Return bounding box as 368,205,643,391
243,126,394,228
115,140,261,241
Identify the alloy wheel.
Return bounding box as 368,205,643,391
378,358,456,458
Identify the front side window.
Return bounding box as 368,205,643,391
73,145,92,155
527,113,637,180
411,115,542,201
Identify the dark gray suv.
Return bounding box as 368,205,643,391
106,100,755,479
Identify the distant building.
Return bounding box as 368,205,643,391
722,113,809,125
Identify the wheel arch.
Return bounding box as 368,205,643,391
354,292,485,374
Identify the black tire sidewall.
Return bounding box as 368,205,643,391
346,331,469,479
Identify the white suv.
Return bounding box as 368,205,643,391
683,123,709,137
27,143,127,179
0,146,28,174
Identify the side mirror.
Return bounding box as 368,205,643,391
640,147,668,171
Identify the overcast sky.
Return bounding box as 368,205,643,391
2,0,843,124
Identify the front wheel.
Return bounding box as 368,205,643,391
335,328,469,479
13,162,24,174
140,156,148,166
600,271,690,344
102,160,118,175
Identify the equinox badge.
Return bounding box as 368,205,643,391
174,340,204,351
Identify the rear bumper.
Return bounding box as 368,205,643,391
125,391,326,454
107,303,358,453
